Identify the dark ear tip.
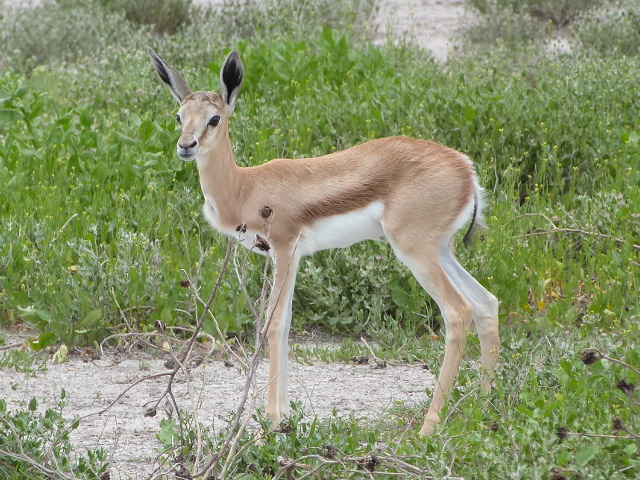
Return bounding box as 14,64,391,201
226,50,242,66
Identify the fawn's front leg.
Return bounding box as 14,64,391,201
264,248,300,427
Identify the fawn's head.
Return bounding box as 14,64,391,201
148,48,243,161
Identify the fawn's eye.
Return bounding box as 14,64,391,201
176,114,182,125
208,115,221,127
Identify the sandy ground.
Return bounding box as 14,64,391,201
0,1,464,478
198,0,468,61
1,352,434,479
373,0,467,61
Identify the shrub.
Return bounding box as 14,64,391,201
570,0,640,57
464,0,610,49
0,1,131,73
469,0,606,25
0,393,108,479
96,0,193,35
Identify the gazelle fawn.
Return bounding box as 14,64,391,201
148,48,499,435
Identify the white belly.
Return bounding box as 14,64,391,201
204,198,385,257
298,201,385,255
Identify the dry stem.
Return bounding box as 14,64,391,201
509,213,640,251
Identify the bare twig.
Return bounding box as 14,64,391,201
515,227,640,250
442,388,478,426
142,241,235,425
50,213,78,244
96,372,174,416
273,451,439,479
592,350,640,377
196,236,301,479
183,240,235,364
507,213,640,251
180,268,249,370
360,336,385,366
0,448,74,480
111,287,136,334
570,432,638,440
0,341,26,351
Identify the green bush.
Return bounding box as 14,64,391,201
0,1,130,73
571,0,640,56
190,0,377,42
469,0,606,25
0,0,638,348
96,0,193,35
0,393,108,479
463,7,548,47
464,0,611,49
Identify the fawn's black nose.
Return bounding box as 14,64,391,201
179,139,197,150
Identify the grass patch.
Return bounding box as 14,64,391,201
96,0,193,35
469,0,606,26
154,335,639,478
571,0,640,57
2,33,637,346
0,0,639,477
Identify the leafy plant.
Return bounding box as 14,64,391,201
0,391,109,479
464,0,615,51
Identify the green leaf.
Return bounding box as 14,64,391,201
464,105,477,122
115,131,139,146
157,419,178,444
575,445,599,467
139,119,155,142
28,398,38,411
76,309,102,329
30,332,58,351
515,405,534,418
17,306,53,328
389,277,411,310
0,108,22,121
79,109,92,127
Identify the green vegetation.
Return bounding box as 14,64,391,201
0,392,108,479
159,345,640,479
0,0,638,478
465,0,640,55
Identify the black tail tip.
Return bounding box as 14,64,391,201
462,192,479,247
462,224,476,247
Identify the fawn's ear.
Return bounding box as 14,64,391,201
147,47,192,104
219,50,243,113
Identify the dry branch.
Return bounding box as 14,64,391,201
509,213,640,251
194,235,301,479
